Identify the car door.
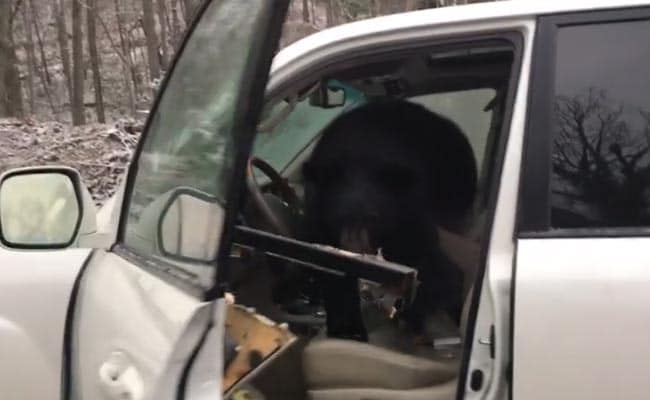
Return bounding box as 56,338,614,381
514,8,650,400
0,1,289,400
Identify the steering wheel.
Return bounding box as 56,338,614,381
245,156,300,237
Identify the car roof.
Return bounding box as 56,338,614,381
272,0,648,72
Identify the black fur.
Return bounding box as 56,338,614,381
301,100,477,340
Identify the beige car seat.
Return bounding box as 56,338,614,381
302,284,474,400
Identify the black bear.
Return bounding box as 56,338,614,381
302,99,477,341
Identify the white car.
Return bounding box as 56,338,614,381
2,1,650,400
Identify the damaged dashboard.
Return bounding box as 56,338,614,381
221,224,421,397
232,225,419,303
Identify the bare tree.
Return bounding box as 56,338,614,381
182,0,200,24
171,0,183,48
30,0,56,116
0,0,24,118
54,0,73,112
72,0,86,125
22,1,36,114
142,0,161,82
325,0,336,26
87,0,106,122
30,1,51,86
157,0,169,70
113,0,137,115
553,88,650,225
1,0,500,123
0,1,10,117
375,0,391,14
302,0,311,22
406,0,421,10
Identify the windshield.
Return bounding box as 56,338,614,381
252,81,365,174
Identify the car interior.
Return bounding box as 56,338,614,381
217,40,515,400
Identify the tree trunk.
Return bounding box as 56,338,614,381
87,0,105,122
72,0,86,125
182,0,199,24
302,0,310,22
0,0,24,118
376,0,392,14
25,0,56,117
31,0,52,86
325,0,334,26
5,49,24,118
113,0,137,115
142,0,161,82
331,0,344,25
0,1,10,117
171,0,183,48
157,0,169,70
54,0,73,111
369,0,377,16
405,0,421,10
22,1,36,114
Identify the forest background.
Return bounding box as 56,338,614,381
0,0,495,204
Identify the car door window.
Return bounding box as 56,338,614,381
410,88,496,178
121,0,280,282
550,19,650,228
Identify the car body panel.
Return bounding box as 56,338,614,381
269,0,649,87
514,238,650,399
463,17,534,400
0,173,123,400
0,249,90,400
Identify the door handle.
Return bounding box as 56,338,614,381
477,325,495,359
98,351,144,400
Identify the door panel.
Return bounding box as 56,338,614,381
514,238,650,399
514,9,650,399
73,251,209,400
70,0,290,398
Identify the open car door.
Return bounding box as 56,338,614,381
0,1,289,399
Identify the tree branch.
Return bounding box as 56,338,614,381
96,12,131,69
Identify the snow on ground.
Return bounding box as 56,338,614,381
0,118,143,206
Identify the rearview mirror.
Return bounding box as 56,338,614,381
0,167,92,248
309,83,346,108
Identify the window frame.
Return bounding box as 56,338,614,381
111,0,290,299
238,31,524,400
517,7,650,238
268,35,519,187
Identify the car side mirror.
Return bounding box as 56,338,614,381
158,188,224,262
126,186,225,262
0,166,97,249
